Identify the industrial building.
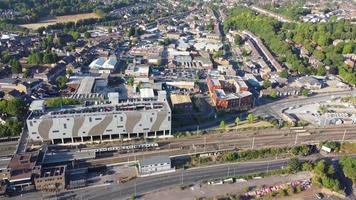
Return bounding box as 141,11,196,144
26,91,171,143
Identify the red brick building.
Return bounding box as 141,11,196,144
207,77,253,111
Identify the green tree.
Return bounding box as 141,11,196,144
279,69,289,78
84,32,91,39
316,65,327,76
269,90,277,99
234,34,243,45
130,194,135,200
9,59,22,74
128,27,135,37
263,80,272,88
288,157,302,173
6,98,27,116
56,76,68,89
301,88,309,96
212,50,224,59
69,31,80,40
235,117,240,125
220,120,226,131
108,28,112,33
342,43,353,54
247,114,254,123
23,69,30,78
339,156,356,183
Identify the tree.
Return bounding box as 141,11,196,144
108,28,112,33
129,193,135,200
288,157,301,173
56,76,68,89
69,31,80,40
235,117,240,126
9,59,22,74
279,69,289,78
84,32,91,39
263,80,272,88
213,50,224,59
269,90,277,99
126,77,134,86
128,27,135,37
339,156,356,183
23,69,30,78
316,65,327,76
247,114,254,123
220,120,226,131
6,98,27,116
301,88,309,96
342,43,354,54
28,52,43,64
234,34,243,45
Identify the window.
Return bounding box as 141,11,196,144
150,118,153,122
32,132,37,135
106,129,112,132
29,121,33,126
89,117,92,122
120,116,123,122
95,118,102,121
62,133,66,135
168,117,171,121
52,130,59,133
63,124,67,129
117,126,123,128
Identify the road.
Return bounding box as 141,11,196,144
251,90,355,119
249,5,296,23
42,159,290,200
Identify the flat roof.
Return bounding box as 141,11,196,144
8,151,39,182
139,156,171,167
140,88,155,98
38,165,66,178
170,94,192,105
76,77,96,94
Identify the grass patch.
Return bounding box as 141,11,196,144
20,13,101,29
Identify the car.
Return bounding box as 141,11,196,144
315,192,324,199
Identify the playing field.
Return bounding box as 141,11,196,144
20,13,101,30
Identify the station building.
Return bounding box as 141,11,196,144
26,91,171,143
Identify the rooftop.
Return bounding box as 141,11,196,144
28,98,169,120
8,151,39,182
38,166,66,178
170,94,192,105
139,156,171,167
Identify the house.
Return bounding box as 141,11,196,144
138,156,174,176
33,64,66,82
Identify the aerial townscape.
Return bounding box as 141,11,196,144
0,0,355,199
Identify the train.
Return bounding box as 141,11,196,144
79,142,159,153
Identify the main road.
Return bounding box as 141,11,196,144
44,159,291,200
251,90,355,119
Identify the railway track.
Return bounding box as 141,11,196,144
82,127,356,167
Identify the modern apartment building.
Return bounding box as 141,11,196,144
26,92,171,143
